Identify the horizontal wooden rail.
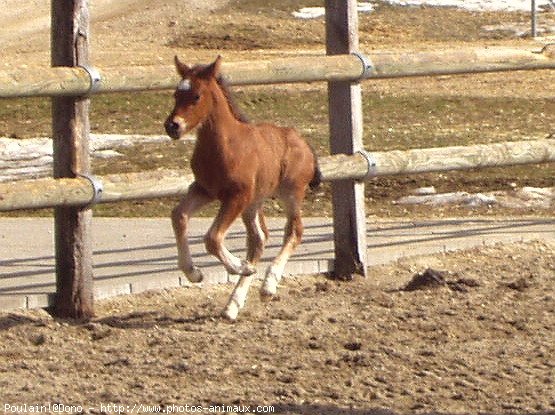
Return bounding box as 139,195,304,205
0,170,194,211
320,138,555,180
1,46,554,98
0,139,552,211
366,44,555,78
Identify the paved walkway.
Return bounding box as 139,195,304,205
1,217,553,312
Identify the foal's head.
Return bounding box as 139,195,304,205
164,56,222,139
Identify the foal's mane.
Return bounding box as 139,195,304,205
190,62,249,124
216,76,250,124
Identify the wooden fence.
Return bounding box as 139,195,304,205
2,46,555,98
1,0,554,318
1,139,554,212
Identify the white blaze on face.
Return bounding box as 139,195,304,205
178,79,192,91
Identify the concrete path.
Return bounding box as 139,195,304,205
1,217,553,312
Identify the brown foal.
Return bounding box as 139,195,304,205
165,56,320,320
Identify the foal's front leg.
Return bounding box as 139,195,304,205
172,182,213,282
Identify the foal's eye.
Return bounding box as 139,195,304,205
193,94,201,102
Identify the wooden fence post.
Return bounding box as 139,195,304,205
325,0,368,278
51,0,95,319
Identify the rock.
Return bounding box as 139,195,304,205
505,277,533,291
29,333,47,346
403,268,446,291
344,341,362,351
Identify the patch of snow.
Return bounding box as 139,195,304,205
396,191,498,207
293,3,375,19
411,186,437,195
395,187,555,209
379,0,553,12
293,0,555,17
93,149,125,159
0,134,191,182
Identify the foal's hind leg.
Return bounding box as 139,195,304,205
261,191,304,298
172,182,214,282
223,206,268,321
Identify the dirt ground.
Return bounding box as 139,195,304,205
1,241,554,414
0,0,231,69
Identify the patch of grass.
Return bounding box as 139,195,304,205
360,5,526,44
4,91,553,151
362,94,555,150
1,87,553,218
0,92,172,139
90,92,173,136
0,97,52,138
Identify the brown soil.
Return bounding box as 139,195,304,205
1,241,554,414
0,0,231,69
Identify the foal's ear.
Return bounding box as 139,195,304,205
199,55,222,79
174,55,191,78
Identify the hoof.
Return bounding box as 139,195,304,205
222,303,239,322
240,261,257,276
227,260,257,276
260,272,278,299
183,266,203,283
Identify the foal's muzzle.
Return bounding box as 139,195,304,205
165,120,180,139
165,117,186,140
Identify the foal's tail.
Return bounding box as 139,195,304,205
309,166,322,190
309,156,322,190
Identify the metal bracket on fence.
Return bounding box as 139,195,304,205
351,52,373,80
78,65,102,95
356,150,377,180
77,173,103,206
540,43,555,58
